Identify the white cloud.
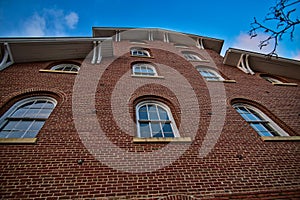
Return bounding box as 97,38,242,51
19,9,79,37
292,51,300,61
24,13,46,36
232,32,275,54
65,12,79,29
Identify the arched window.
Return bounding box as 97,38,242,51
174,44,189,48
233,103,289,137
136,101,179,138
130,48,151,57
182,51,202,61
0,97,57,138
197,67,224,81
260,75,283,84
51,63,80,72
132,63,157,76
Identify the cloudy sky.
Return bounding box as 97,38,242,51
0,0,299,59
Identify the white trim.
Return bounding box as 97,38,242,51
197,38,204,49
233,103,289,137
50,63,80,72
91,41,97,64
244,54,255,75
0,43,14,71
163,32,169,43
132,63,158,77
0,96,57,139
237,54,249,74
130,48,151,57
197,67,225,81
237,54,255,75
261,75,283,84
96,42,102,64
148,30,153,41
136,101,180,138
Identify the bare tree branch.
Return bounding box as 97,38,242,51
249,0,300,57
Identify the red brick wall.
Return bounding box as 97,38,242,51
0,41,299,199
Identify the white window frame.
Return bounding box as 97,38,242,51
130,48,151,57
174,44,189,49
136,101,180,138
0,96,57,138
183,53,202,61
261,75,283,84
51,63,80,72
197,67,225,81
132,63,158,77
233,103,289,137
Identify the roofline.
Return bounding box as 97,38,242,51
92,26,224,43
224,48,300,65
0,37,112,43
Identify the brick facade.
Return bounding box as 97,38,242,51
0,29,299,199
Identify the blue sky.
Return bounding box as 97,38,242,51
0,0,299,59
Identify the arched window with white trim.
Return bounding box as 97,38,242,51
132,63,157,76
182,51,202,61
233,103,289,137
136,101,179,138
0,97,57,138
130,48,151,57
51,63,80,72
197,67,224,81
260,75,283,84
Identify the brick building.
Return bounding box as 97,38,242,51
0,27,299,199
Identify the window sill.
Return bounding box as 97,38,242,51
261,136,300,142
223,79,236,83
207,79,236,83
272,82,298,87
187,59,210,63
133,137,192,143
39,69,78,74
131,75,164,79
130,55,154,59
0,138,37,144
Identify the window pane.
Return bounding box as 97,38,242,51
0,131,9,138
162,123,173,133
138,106,148,120
55,67,64,70
23,130,39,138
64,66,72,71
162,123,174,137
23,109,39,118
37,109,52,118
30,121,45,131
151,123,163,137
250,123,273,136
70,67,78,72
245,113,260,121
158,107,169,120
11,108,28,117
164,132,174,137
140,122,151,137
15,121,32,131
22,102,34,108
206,77,220,81
134,66,141,73
1,121,19,130
43,102,55,109
235,106,248,114
7,131,24,138
31,100,47,108
148,105,159,120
